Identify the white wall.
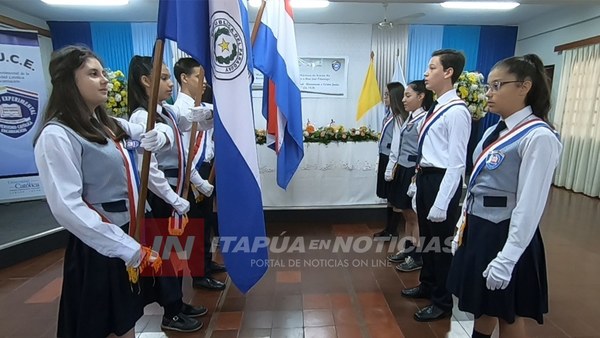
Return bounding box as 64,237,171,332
516,5,600,120
252,23,374,130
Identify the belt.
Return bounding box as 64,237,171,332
417,166,446,175
101,200,127,212
163,168,179,178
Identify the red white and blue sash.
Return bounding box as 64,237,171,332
161,106,187,235
379,108,395,147
417,98,466,148
409,109,427,127
114,139,141,237
457,118,556,245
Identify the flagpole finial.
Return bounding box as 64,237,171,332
370,51,374,60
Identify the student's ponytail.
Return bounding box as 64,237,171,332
492,54,553,127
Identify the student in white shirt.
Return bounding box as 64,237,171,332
127,55,210,333
34,45,166,338
386,80,434,272
172,57,226,291
448,54,562,338
401,49,471,322
374,82,406,241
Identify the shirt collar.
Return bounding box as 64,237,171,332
435,89,459,104
411,107,425,117
177,92,194,106
503,106,533,131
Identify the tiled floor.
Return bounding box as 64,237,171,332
1,187,600,337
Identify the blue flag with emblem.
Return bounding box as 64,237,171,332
157,0,268,293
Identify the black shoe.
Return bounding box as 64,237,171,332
208,261,227,273
161,313,203,332
193,276,226,290
373,230,396,241
181,303,208,318
395,256,423,272
401,285,431,299
387,251,408,263
413,304,451,322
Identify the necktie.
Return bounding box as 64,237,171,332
426,100,438,119
482,120,507,149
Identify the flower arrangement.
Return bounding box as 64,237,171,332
104,69,128,118
255,119,379,145
454,71,488,120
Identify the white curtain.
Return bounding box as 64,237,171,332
554,43,600,197
372,24,409,94
369,24,408,131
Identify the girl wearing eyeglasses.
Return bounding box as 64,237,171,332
448,54,562,338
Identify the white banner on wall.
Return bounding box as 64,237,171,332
253,56,348,98
0,29,47,202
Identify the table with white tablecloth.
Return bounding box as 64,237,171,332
257,142,386,208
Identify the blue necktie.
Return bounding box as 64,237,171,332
482,121,507,149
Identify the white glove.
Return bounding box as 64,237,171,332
451,232,459,255
187,106,213,123
196,179,214,197
172,196,190,215
125,246,142,268
384,168,394,182
140,129,167,152
427,205,447,222
406,182,416,198
482,252,517,290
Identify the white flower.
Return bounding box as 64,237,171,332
478,94,487,101
471,84,479,91
303,131,309,137
355,130,361,136
107,83,114,91
115,94,122,102
468,105,477,113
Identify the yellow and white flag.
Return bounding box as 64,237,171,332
356,57,382,121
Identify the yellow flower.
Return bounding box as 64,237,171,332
459,87,469,98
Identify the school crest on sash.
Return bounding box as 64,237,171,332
485,150,505,170
124,139,140,150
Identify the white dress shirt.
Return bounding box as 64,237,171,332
419,90,471,210
173,92,214,164
130,104,208,188
489,106,562,262
35,121,143,265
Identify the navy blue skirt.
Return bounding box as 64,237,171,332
447,214,548,324
57,225,143,338
376,153,391,199
388,164,415,210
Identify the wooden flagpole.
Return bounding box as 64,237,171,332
251,0,267,44
135,39,165,241
181,68,207,200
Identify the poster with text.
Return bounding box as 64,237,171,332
252,56,348,98
0,29,47,201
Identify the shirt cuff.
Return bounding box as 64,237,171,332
501,242,525,263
